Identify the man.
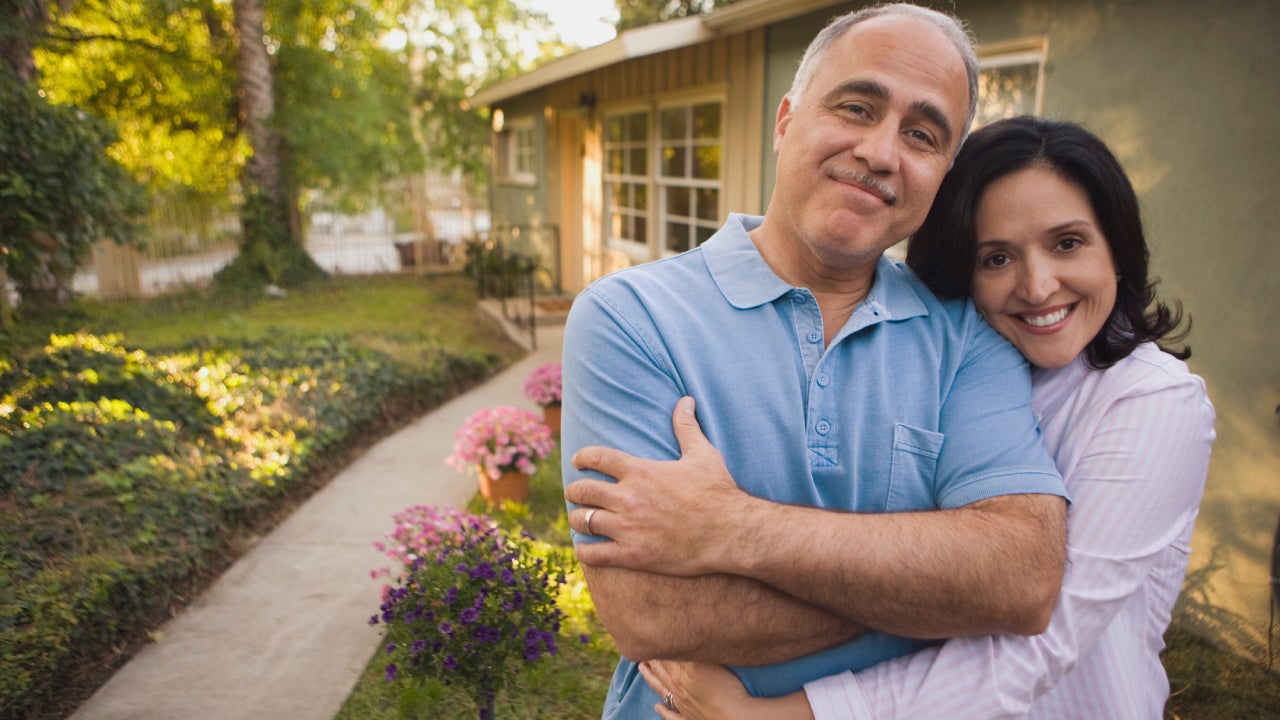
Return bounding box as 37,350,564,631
559,4,1069,718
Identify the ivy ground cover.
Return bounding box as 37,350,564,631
0,274,522,719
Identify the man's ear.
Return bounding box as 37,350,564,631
773,94,795,154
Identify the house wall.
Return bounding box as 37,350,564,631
489,91,552,231
489,30,767,293
766,0,1280,659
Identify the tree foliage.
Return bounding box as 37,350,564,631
0,68,146,312
614,0,739,31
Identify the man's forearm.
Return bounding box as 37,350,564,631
584,563,864,664
720,493,1066,638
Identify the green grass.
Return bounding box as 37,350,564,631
335,448,619,720
3,273,519,369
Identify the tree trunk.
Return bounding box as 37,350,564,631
0,0,46,85
226,0,322,287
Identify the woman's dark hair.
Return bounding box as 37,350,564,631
906,115,1189,368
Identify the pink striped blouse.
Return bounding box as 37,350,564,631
805,342,1216,719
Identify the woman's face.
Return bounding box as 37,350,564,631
971,166,1118,370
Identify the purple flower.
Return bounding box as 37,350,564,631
443,654,458,670
385,642,397,654
460,607,479,624
411,640,427,654
500,568,516,585
579,634,590,644
368,614,379,626
438,621,454,637
385,663,398,681
444,587,458,605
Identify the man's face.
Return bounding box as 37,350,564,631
770,15,970,274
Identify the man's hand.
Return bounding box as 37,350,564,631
566,396,750,576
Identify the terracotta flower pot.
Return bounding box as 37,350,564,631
541,403,561,435
477,467,531,504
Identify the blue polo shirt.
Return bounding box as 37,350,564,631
562,214,1064,718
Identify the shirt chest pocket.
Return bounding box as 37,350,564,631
885,424,945,512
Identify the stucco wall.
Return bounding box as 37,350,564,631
766,0,1280,658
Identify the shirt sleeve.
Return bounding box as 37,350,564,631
804,371,1214,719
934,319,1064,508
559,285,685,545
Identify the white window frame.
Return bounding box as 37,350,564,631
974,38,1049,128
498,116,538,186
656,99,723,258
602,93,724,263
602,106,652,262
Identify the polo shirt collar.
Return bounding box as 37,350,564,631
706,214,929,322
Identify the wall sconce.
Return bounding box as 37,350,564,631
491,108,505,133
577,90,597,120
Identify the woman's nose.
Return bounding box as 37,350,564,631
1018,258,1060,304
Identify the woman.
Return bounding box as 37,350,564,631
639,116,1215,718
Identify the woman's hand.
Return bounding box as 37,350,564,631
639,660,815,720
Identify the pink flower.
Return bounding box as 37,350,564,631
521,363,562,406
445,406,555,481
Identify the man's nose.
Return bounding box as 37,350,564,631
853,122,900,174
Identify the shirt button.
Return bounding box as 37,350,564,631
807,331,822,343
817,374,829,387
815,420,830,435
792,294,806,304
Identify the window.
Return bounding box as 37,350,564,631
974,40,1048,128
498,116,537,185
658,102,721,255
603,98,723,261
604,110,650,251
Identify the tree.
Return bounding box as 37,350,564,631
0,0,145,313
33,0,550,291
614,0,739,31
216,0,324,287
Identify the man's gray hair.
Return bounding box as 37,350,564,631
788,3,980,147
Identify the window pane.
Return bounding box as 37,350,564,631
629,148,647,175
693,145,719,179
666,221,689,253
693,103,720,139
661,107,687,140
696,188,718,221
666,186,691,217
627,112,648,142
662,145,686,177
975,64,1039,127
608,149,624,174
635,183,647,211
695,225,716,247
607,117,625,143
634,216,647,245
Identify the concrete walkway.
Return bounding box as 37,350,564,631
71,303,565,720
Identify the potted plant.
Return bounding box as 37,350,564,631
521,362,562,434
446,406,555,503
370,505,566,719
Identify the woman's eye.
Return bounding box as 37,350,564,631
1057,236,1083,251
981,253,1010,268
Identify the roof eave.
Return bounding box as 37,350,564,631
468,15,713,107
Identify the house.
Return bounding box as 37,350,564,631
470,0,1280,660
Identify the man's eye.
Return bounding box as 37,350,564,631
906,129,936,146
